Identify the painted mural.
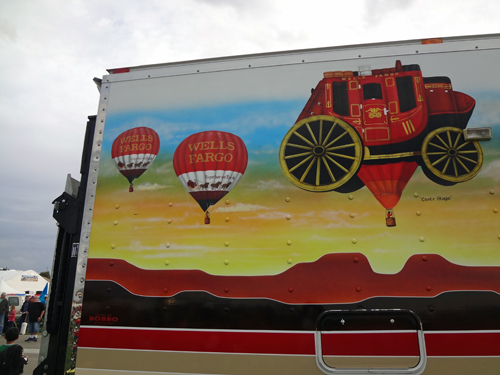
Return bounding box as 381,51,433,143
86,59,498,276
77,52,500,373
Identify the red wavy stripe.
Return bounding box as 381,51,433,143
85,254,499,304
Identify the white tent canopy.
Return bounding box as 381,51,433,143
0,278,24,294
0,269,48,295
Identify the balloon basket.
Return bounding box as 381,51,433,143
386,217,396,227
129,184,134,192
204,212,210,225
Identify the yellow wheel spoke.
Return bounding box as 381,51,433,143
322,156,336,182
326,151,356,160
456,156,471,173
316,157,321,185
427,142,448,151
293,131,315,147
431,154,450,167
288,154,314,173
285,151,313,160
435,134,448,149
456,141,472,151
326,143,355,151
457,155,477,165
446,131,453,148
286,143,313,151
426,151,447,156
325,154,349,173
321,122,337,146
325,131,348,148
457,150,479,154
319,120,323,145
452,158,458,177
452,132,462,148
441,157,451,174
305,122,318,145
300,156,317,182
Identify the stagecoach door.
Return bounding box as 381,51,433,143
361,82,390,143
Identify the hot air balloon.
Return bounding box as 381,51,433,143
356,161,418,227
111,127,160,192
173,131,248,224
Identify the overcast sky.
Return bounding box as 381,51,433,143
1,0,499,273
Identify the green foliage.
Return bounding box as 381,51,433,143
39,271,50,279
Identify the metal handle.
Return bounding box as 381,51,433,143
315,309,427,375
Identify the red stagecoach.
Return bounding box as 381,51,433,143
280,60,487,226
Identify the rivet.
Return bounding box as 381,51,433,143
224,241,230,247
350,213,355,218
353,257,359,263
167,219,172,224
287,240,292,245
166,243,170,248
422,256,428,261
225,217,230,222
288,287,294,293
489,190,495,195
494,208,498,213
426,286,432,291
113,221,118,226
224,288,229,293
289,307,295,313
163,288,168,293
107,288,112,293
352,239,357,244
416,211,421,216
168,202,173,207
356,286,361,292
348,195,354,200
165,260,169,266
428,305,435,312
286,215,291,220
115,204,120,209
285,197,290,202
414,193,419,197
109,261,114,267
111,244,116,249
287,259,293,264
224,307,229,313
224,260,229,265
225,200,230,205
390,319,395,323
419,237,425,242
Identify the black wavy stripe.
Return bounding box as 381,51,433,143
81,281,500,331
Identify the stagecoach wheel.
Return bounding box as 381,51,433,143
279,115,363,192
421,127,483,184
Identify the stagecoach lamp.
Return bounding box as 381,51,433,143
464,127,492,141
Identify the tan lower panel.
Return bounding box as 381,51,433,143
324,356,419,368
77,349,500,375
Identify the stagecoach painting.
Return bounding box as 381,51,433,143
279,60,491,226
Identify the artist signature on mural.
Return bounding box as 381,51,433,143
420,196,452,202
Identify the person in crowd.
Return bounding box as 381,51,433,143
18,296,30,327
0,327,28,374
0,292,9,336
25,296,45,343
7,306,16,329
